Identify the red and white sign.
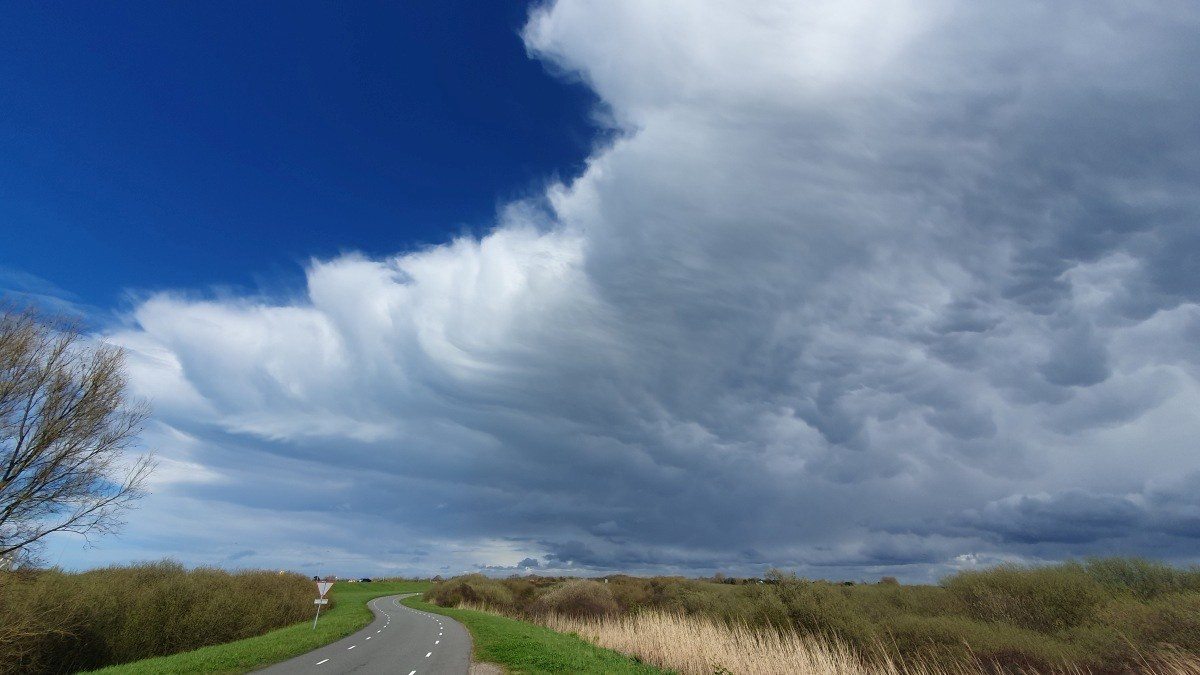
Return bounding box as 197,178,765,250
316,581,333,597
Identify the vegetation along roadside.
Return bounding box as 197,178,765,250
400,595,668,674
423,557,1200,674
82,577,429,675
0,562,428,675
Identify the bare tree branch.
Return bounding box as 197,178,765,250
0,304,155,558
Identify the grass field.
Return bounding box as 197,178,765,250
83,580,430,675
401,595,668,674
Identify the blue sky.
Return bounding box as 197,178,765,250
1,0,599,309
7,1,1200,581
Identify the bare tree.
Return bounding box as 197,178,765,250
0,306,153,559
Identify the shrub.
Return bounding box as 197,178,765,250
1081,557,1200,600
883,614,1082,671
657,579,726,617
1096,592,1200,652
746,572,874,647
607,575,655,613
1060,623,1141,667
0,561,314,674
780,583,874,648
943,562,1106,633
742,585,791,629
532,579,620,617
425,574,515,610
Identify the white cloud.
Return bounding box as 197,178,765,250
50,0,1200,578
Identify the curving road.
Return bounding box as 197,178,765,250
256,593,470,675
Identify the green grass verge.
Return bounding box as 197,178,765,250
401,596,669,674
84,581,430,675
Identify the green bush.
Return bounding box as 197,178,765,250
1059,623,1141,667
425,573,515,610
607,575,656,613
883,614,1082,671
1081,557,1200,600
741,583,790,629
943,562,1107,633
1096,592,1200,652
0,561,315,675
836,581,962,624
772,578,874,648
532,579,620,617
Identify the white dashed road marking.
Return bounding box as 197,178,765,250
316,659,329,665
347,645,356,650
425,652,432,658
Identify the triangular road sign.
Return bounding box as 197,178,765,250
317,581,333,597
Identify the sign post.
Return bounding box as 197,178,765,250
313,580,334,629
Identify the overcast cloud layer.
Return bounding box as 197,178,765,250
63,0,1200,581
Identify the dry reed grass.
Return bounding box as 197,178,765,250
542,608,944,675
461,602,1200,675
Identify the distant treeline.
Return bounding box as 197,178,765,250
0,560,318,675
427,557,1200,673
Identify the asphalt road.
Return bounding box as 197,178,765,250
256,593,470,675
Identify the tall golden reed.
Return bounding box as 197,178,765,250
460,602,1200,675
543,609,915,675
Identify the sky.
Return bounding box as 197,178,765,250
6,0,1200,582
0,0,600,309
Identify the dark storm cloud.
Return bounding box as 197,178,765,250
67,1,1200,579
1039,325,1111,388
956,491,1147,545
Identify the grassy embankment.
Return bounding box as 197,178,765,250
84,579,429,675
400,595,667,674
424,558,1200,674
